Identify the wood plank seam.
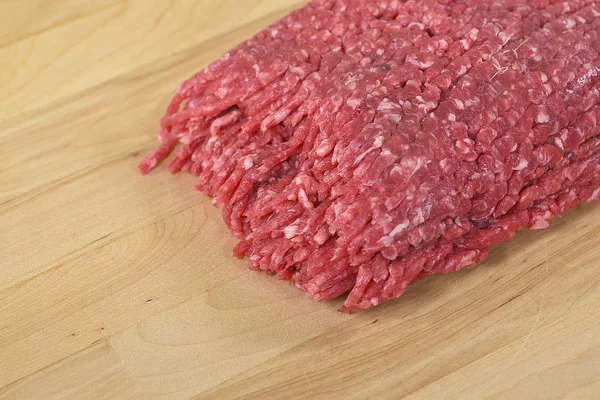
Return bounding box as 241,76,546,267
0,0,306,128
3,2,130,114
0,195,204,298
407,297,600,398
0,339,110,392
193,302,501,398
0,143,152,215
0,1,309,292
195,249,600,398
0,339,152,398
0,1,122,49
106,341,152,399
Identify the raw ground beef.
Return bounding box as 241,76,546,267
140,0,600,312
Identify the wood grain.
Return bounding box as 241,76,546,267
0,342,148,400
0,0,305,121
1,1,599,399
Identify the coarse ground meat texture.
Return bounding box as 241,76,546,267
140,0,600,312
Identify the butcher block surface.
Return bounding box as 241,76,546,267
1,1,599,399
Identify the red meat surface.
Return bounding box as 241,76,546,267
140,0,600,312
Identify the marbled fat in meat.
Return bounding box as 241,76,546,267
140,0,600,312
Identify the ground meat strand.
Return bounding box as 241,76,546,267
140,0,600,312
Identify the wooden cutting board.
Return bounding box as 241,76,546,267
1,1,599,399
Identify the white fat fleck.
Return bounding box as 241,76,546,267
541,73,548,83
393,156,428,180
257,72,272,83
378,235,394,247
380,215,394,227
576,65,600,87
242,158,254,170
555,136,565,150
353,136,385,167
298,188,314,210
347,98,361,110
390,220,410,236
284,225,299,239
408,22,425,30
315,140,333,157
531,211,552,230
314,230,329,245
513,159,529,171
216,87,228,98
420,60,435,69
271,29,279,38
533,55,543,62
289,66,305,75
537,111,550,123
366,82,378,92
440,158,449,170
412,209,426,226
592,188,600,200
378,98,402,117
511,144,518,152
370,197,380,208
448,113,456,122
468,28,479,40
458,251,478,269
453,99,465,110
389,113,402,123
376,48,384,56
564,18,576,29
